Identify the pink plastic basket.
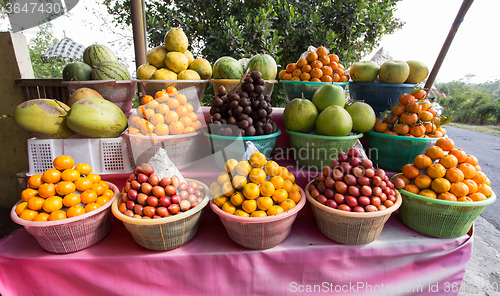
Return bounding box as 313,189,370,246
10,182,119,254
210,188,306,250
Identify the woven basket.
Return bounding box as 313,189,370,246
398,189,496,238
348,82,415,116
364,131,438,172
210,188,306,250
10,182,119,254
281,80,348,101
111,179,209,251
305,180,402,245
125,130,202,170
287,129,362,171
204,129,281,171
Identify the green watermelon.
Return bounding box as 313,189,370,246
83,44,118,67
244,54,277,80
92,61,131,80
212,57,244,79
62,62,93,81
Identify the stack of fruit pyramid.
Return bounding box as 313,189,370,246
137,27,212,81
210,152,302,217
393,138,493,202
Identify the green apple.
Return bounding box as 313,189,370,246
405,60,429,84
349,60,379,82
378,60,410,84
312,83,346,113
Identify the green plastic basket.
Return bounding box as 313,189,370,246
287,129,363,171
204,130,281,170
398,189,496,238
364,131,438,172
348,82,415,117
281,80,348,101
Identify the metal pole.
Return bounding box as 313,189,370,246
424,0,474,91
131,0,147,97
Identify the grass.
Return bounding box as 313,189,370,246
447,123,500,137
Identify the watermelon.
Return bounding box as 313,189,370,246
83,44,118,67
212,57,244,79
62,62,92,81
244,54,277,80
92,61,131,80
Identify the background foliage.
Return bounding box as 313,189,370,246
436,80,500,125
102,0,403,106
28,23,67,79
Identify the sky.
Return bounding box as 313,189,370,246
3,0,499,84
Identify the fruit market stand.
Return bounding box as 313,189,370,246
0,107,474,296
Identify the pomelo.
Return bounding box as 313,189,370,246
378,60,410,84
349,60,379,82
345,102,376,133
283,98,318,133
311,83,346,113
315,105,352,136
405,60,429,84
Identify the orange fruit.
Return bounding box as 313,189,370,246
406,102,422,113
450,182,469,197
20,209,39,221
399,93,416,105
427,163,447,179
42,196,63,213
374,120,389,133
236,161,252,176
419,189,437,199
60,169,80,182
176,94,188,105
213,196,228,208
272,188,288,203
414,174,432,189
153,123,170,136
409,125,426,137
468,192,487,202
280,199,296,212
251,211,268,217
140,95,154,105
241,199,257,214
296,58,308,68
145,99,160,110
288,190,302,204
328,54,339,63
169,121,185,135
438,192,457,201
267,205,285,216
457,196,473,202
472,171,488,185
477,184,493,197
84,203,101,212
53,155,75,171
404,184,420,194
249,168,266,184
56,181,77,196
306,51,318,63
63,193,81,208
230,192,245,207
436,138,454,152
286,63,297,73
67,205,86,218
155,104,170,115
155,90,168,99
221,201,236,214
463,155,479,167
21,188,38,202
431,178,451,193
87,173,101,184
264,161,280,177
42,169,61,184
418,110,433,122
243,183,260,200
179,116,193,128
414,154,432,169
316,46,328,57
32,212,50,222
463,179,478,194
27,196,45,211
260,181,276,197
449,149,467,163
27,174,43,189
167,97,180,110
222,181,235,197
74,177,93,191
457,163,477,179
38,183,56,198
282,180,294,193
257,196,274,211
394,173,410,185
445,167,465,183
231,175,247,190
234,210,250,217
166,86,178,96
412,89,427,100
426,145,444,160
249,152,267,168
402,164,420,180
48,210,67,221
439,154,458,169
80,189,98,204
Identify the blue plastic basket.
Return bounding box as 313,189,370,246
281,80,348,101
204,130,281,170
348,82,415,117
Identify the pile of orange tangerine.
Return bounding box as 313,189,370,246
128,86,203,136
373,90,446,138
16,156,114,221
393,138,493,202
279,46,350,83
210,152,301,217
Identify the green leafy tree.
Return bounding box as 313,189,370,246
28,23,67,79
102,0,403,106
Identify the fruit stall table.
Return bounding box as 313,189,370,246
0,108,473,296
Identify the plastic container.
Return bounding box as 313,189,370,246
287,129,363,171
210,187,306,249
62,80,137,115
27,136,135,176
111,179,209,251
125,130,202,170
305,180,402,245
204,129,281,170
398,189,496,238
281,80,348,101
210,79,278,96
10,182,119,254
137,80,208,112
363,131,438,172
348,82,415,116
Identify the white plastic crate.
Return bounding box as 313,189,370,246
27,136,135,176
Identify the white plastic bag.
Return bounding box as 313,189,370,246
147,147,186,184
242,141,260,162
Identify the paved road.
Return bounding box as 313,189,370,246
444,126,500,229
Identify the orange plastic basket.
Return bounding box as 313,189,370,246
210,188,306,250
10,182,119,254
